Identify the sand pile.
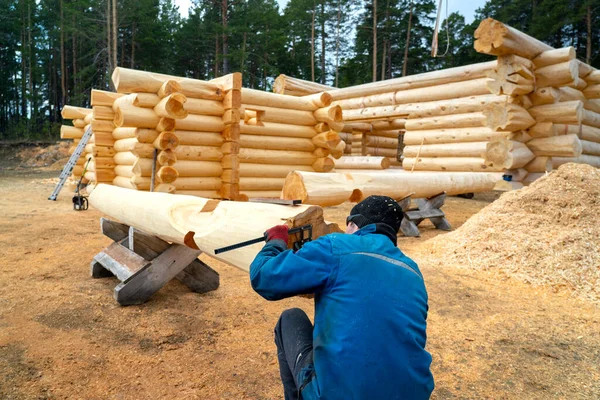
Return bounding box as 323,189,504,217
427,163,600,303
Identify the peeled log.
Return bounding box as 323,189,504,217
312,157,335,172
239,134,315,152
175,145,223,161
273,75,334,96
154,93,188,119
552,155,600,168
403,142,488,158
184,98,224,116
174,130,223,147
372,119,406,130
474,18,552,58
583,84,600,99
532,47,576,68
61,105,92,120
329,140,346,159
134,93,160,108
534,60,578,88
484,140,535,169
313,105,343,124
112,176,136,190
483,103,535,131
91,90,124,107
364,136,398,149
242,105,317,126
153,131,180,150
405,112,487,131
240,120,316,138
239,148,317,165
156,166,179,183
402,157,505,172
334,78,493,110
242,88,331,111
524,157,552,173
112,67,223,100
89,184,339,270
282,170,501,207
114,152,137,165
529,87,559,106
527,134,582,157
93,106,115,121
61,126,83,139
403,127,514,145
312,131,341,149
114,106,159,128
581,140,600,156
239,177,285,191
529,101,584,124
175,114,225,133
113,127,138,140
364,147,397,158
333,156,390,170
239,163,313,178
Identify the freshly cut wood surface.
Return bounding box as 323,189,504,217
133,93,160,108
114,106,159,128
281,170,501,206
91,89,124,106
112,176,136,189
238,148,317,165
113,151,137,165
402,157,505,172
184,98,225,116
93,106,115,121
405,112,487,131
534,60,578,88
175,145,223,161
242,105,317,126
483,103,536,131
112,127,138,140
484,140,535,169
403,142,488,158
333,156,390,170
154,93,188,119
524,157,552,173
529,101,584,124
273,75,334,96
89,184,339,271
474,18,552,58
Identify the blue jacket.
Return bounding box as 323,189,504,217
250,224,434,400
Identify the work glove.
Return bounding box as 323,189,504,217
265,225,289,243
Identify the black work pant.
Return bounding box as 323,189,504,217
274,308,314,400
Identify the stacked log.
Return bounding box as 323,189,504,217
109,68,231,197
60,106,92,180
474,18,600,184
238,89,342,199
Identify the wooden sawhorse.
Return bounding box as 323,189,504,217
91,218,219,306
397,192,451,237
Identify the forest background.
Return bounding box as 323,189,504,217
1,0,599,140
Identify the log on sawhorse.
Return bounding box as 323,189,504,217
91,218,219,306
396,192,451,237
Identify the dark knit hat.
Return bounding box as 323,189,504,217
347,195,404,233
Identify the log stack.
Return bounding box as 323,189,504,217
473,18,600,184
60,106,92,180
237,89,343,199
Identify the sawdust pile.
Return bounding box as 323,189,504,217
428,163,600,303
15,142,70,169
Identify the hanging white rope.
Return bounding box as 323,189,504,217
431,0,451,58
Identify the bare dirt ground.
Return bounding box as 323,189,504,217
0,163,598,399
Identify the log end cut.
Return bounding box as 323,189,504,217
282,172,309,203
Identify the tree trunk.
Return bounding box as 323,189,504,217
214,34,219,77
335,0,340,87
402,1,413,77
222,0,228,74
28,0,33,125
72,15,77,102
131,21,136,68
60,0,66,107
320,0,326,84
587,5,592,65
112,0,117,69
381,40,386,80
372,0,377,82
241,32,246,72
311,3,316,82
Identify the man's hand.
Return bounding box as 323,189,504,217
265,225,289,243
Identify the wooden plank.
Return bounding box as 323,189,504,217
93,242,150,281
405,209,445,220
114,244,202,306
100,218,129,242
128,227,219,293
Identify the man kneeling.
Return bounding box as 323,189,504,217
249,195,434,399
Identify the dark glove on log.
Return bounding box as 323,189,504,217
265,225,289,243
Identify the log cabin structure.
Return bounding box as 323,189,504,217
61,18,599,206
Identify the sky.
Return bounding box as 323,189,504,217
173,0,489,23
